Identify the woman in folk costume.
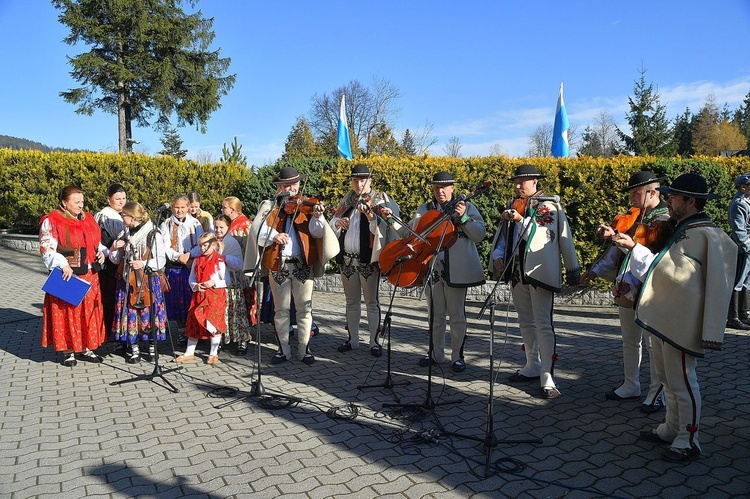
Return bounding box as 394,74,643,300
214,214,255,356
109,202,169,364
39,185,107,367
490,164,581,399
94,183,127,333
221,196,253,251
187,191,214,233
174,232,229,365
159,194,204,342
330,163,399,357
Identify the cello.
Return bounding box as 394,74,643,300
379,181,491,288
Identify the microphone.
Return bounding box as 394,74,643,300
155,203,171,212
395,254,413,264
276,191,293,202
531,195,560,203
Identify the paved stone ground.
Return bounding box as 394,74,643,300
1,245,749,498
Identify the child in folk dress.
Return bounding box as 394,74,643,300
174,232,228,365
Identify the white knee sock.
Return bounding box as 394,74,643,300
185,339,198,356
209,335,221,356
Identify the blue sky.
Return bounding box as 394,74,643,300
1,1,749,166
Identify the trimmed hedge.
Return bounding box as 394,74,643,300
2,149,747,274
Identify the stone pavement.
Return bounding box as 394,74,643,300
1,245,749,499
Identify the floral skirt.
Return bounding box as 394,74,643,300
224,271,257,344
164,266,191,322
42,270,106,352
186,288,227,340
112,276,168,344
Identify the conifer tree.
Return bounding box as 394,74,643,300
53,0,235,154
616,66,674,156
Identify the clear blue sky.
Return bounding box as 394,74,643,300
1,0,749,166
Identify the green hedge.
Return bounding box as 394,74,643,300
2,149,747,275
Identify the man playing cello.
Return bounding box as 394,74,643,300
382,171,486,373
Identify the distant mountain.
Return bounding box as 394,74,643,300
0,134,85,153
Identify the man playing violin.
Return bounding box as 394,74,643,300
245,166,339,365
613,173,736,463
490,164,580,399
583,169,668,413
383,171,486,373
330,163,399,357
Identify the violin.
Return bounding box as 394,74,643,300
379,181,491,288
128,245,153,310
283,195,324,215
602,206,673,253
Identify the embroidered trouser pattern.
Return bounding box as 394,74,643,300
340,255,381,348
269,262,314,360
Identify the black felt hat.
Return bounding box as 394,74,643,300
273,166,306,184
510,164,545,180
431,171,455,185
657,173,721,200
350,164,371,178
624,169,667,192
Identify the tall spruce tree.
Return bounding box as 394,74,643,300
282,116,322,161
401,129,416,155
53,0,235,154
671,108,695,157
617,66,674,156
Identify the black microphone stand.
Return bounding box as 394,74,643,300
111,207,182,393
442,201,541,476
357,258,410,393
383,218,459,412
214,193,302,409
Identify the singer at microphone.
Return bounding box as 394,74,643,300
489,164,581,400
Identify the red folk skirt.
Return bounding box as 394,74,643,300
185,288,228,340
42,270,106,352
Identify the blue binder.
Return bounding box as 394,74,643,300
42,267,92,307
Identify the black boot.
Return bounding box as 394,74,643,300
740,289,750,325
727,291,750,329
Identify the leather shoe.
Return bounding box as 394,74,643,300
605,390,640,401
207,355,219,365
173,354,195,363
541,387,561,399
235,344,248,356
452,360,466,373
508,371,540,383
640,400,664,414
418,356,437,367
270,352,288,364
63,353,77,367
77,350,103,363
663,446,700,463
301,354,316,365
726,318,750,330
370,345,382,357
639,430,670,444
337,342,353,353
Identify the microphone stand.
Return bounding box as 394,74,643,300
446,200,541,476
111,208,182,393
214,193,302,409
384,217,458,412
357,258,410,393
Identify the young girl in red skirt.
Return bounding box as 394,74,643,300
174,232,228,365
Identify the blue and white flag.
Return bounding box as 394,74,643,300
551,82,570,158
337,95,353,160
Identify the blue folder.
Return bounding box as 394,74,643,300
42,267,92,307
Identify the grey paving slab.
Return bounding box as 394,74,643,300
1,245,749,498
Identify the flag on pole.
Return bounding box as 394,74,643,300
551,82,570,158
337,95,353,160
